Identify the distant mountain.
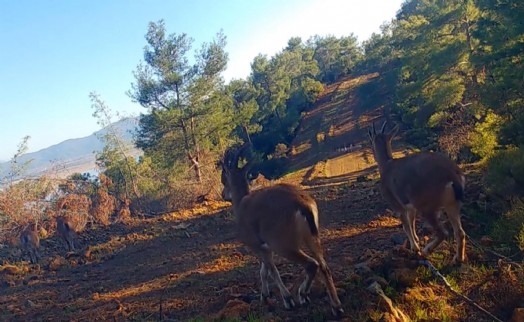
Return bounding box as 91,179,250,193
0,117,142,179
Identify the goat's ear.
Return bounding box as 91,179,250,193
387,124,399,139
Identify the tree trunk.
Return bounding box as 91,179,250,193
179,118,201,182
188,153,202,182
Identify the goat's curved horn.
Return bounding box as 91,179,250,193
380,121,388,134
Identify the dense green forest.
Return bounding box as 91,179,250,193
97,0,523,249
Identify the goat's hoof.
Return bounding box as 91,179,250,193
331,307,344,319
260,293,270,304
283,296,295,310
298,292,311,306
419,249,430,258
451,255,466,266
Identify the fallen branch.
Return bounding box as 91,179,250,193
419,259,503,322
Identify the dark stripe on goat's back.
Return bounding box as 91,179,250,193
452,181,464,202
300,205,318,236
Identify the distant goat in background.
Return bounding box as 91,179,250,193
56,216,77,251
20,222,40,264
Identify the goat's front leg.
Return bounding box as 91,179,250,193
409,210,419,244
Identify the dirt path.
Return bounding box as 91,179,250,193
1,181,404,321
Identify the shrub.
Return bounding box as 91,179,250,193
486,147,524,198
55,194,91,232
91,189,115,226
256,157,289,180
491,199,524,251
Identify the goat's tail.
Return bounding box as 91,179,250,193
300,203,319,236
452,175,466,203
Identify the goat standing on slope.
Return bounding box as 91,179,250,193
368,122,467,264
20,222,40,264
219,144,344,317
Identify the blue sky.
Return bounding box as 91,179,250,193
0,0,403,161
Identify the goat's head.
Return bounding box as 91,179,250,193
368,121,399,161
218,143,252,202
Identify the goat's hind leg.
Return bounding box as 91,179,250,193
305,236,344,318
400,208,421,253
421,211,447,257
259,262,270,304
446,204,466,264
258,248,295,310
281,249,319,306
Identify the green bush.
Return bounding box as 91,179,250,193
256,157,289,180
491,198,524,251
486,147,524,197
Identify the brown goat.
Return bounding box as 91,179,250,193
20,223,40,264
56,216,77,251
368,121,466,264
219,144,343,317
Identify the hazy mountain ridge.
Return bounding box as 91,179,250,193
0,117,142,179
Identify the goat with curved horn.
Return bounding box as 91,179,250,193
368,121,467,264
219,143,344,317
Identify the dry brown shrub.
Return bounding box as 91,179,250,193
98,174,113,189
116,199,131,223
437,107,474,160
140,156,224,213
0,177,55,243
55,194,90,232
250,173,272,190
91,189,116,226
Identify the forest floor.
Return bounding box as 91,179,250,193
1,75,522,322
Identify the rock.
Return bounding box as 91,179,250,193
366,275,388,288
391,233,406,246
216,299,250,320
354,262,372,275
83,247,92,260
512,308,524,322
24,299,36,308
367,282,409,322
48,256,68,271
1,279,16,288
388,268,418,287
